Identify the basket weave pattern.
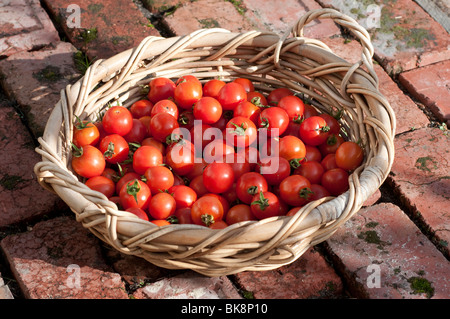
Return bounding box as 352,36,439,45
34,9,395,277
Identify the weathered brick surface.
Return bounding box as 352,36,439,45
42,0,161,60
389,127,450,257
398,60,450,126
318,0,450,74
133,271,242,299
233,248,345,299
326,203,450,299
163,0,255,35
0,216,129,299
0,41,80,138
242,0,340,38
0,100,65,227
0,0,59,57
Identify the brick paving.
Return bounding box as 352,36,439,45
0,0,448,301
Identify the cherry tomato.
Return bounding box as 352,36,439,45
85,175,115,198
279,175,312,207
299,116,331,146
151,219,171,226
203,193,230,216
318,133,345,156
236,172,268,204
191,195,224,227
293,160,325,185
321,153,338,171
119,179,151,210
193,97,223,124
250,191,282,220
189,175,209,197
202,162,234,194
224,116,257,148
174,77,203,109
176,75,202,86
203,140,235,164
126,207,149,221
141,137,165,154
116,172,141,195
138,115,152,136
226,204,257,225
203,79,226,98
132,145,163,175
190,123,216,155
247,91,268,107
174,207,193,224
148,192,176,220
257,156,291,185
73,119,100,147
233,101,261,125
165,141,195,176
309,184,331,201
233,78,254,93
236,146,260,170
123,119,148,144
209,220,228,229
144,166,174,194
184,157,208,180
257,107,290,137
101,167,120,182
149,112,179,143
305,145,322,162
99,134,130,164
147,77,176,103
319,113,341,135
71,144,106,178
278,95,305,121
102,105,133,136
303,103,319,119
335,141,364,171
151,99,179,119
267,87,293,106
129,99,153,118
216,82,247,111
278,135,306,168
321,168,349,196
178,110,195,130
169,185,198,208
227,153,251,181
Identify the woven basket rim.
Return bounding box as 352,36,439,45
34,8,396,276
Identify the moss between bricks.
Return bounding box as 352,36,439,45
408,276,434,298
33,65,62,83
0,174,24,190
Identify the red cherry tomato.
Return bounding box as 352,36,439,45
71,144,106,178
151,99,179,119
257,156,291,185
178,110,195,130
226,204,257,225
191,195,224,227
236,172,268,204
193,97,223,124
85,175,115,198
278,95,305,121
216,82,247,111
299,116,330,146
335,141,364,171
129,99,153,118
147,77,176,103
149,112,179,143
99,134,130,164
247,91,268,107
189,175,209,197
321,168,349,196
119,179,151,210
319,113,341,135
202,162,234,194
209,220,228,229
257,107,290,137
233,101,261,125
309,184,331,201
279,175,312,207
73,120,100,147
305,145,322,162
224,116,258,149
232,78,254,93
115,172,141,195
174,207,193,224
278,135,306,168
126,207,149,221
321,153,338,171
203,140,235,164
152,219,171,226
169,185,198,208
102,105,133,136
123,119,148,144
165,141,195,176
132,145,163,175
148,192,176,220
318,133,345,156
250,191,282,220
144,166,174,194
203,79,226,98
293,160,325,185
267,87,293,106
174,78,203,109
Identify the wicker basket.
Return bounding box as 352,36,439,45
34,8,395,277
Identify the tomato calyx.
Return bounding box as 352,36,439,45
126,180,141,204
250,191,269,211
103,141,116,159
299,187,313,199
166,215,178,224
74,116,94,130
247,185,259,196
71,143,83,157
201,213,216,227
230,122,248,136
289,157,305,169
258,116,269,128
292,114,304,124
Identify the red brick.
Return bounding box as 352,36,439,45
0,0,59,57
163,0,255,35
42,0,160,60
0,216,129,299
0,104,65,227
133,271,242,299
326,203,450,299
0,41,80,138
318,0,450,74
398,60,450,126
242,0,340,38
142,0,191,13
389,127,450,256
233,248,344,299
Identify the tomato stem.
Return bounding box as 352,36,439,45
71,143,83,157
299,187,313,199
289,158,305,169
201,214,215,227
126,180,141,204
103,141,115,159
230,122,247,136
251,191,269,211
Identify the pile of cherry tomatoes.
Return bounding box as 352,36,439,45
71,75,364,229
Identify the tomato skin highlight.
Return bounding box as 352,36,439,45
299,116,331,146
148,77,176,103
217,82,247,111
85,175,115,198
71,144,106,178
132,145,164,175
102,106,133,136
148,192,176,220
335,141,364,171
203,162,234,194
